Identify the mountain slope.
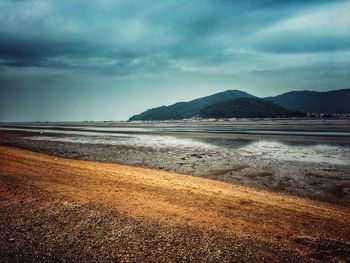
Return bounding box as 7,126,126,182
129,90,255,121
265,89,350,113
199,97,291,118
129,88,350,121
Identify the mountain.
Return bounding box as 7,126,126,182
129,88,350,121
199,98,292,118
265,89,350,114
129,90,255,121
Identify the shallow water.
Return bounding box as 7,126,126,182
1,126,350,165
21,132,350,165
1,126,350,137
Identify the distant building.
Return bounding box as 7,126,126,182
307,112,323,118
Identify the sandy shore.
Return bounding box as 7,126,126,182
1,146,350,262
1,125,349,206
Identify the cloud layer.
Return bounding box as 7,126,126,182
0,0,349,121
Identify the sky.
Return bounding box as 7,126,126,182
0,0,349,121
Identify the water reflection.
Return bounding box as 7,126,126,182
1,126,349,165
195,137,253,149
1,126,350,137
21,133,350,165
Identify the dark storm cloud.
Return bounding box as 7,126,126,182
0,0,349,121
0,34,104,67
1,0,348,73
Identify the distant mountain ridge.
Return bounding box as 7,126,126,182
199,98,293,118
129,90,255,121
129,88,350,120
265,89,350,114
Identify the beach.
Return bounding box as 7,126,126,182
2,0,350,261
1,145,349,262
1,119,350,261
1,119,349,206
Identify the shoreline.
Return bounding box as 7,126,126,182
1,145,350,261
1,125,349,207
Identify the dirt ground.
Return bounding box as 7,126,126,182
1,146,350,262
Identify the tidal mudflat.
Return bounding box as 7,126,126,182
1,119,349,206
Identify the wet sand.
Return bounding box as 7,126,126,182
1,119,349,206
1,146,349,262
